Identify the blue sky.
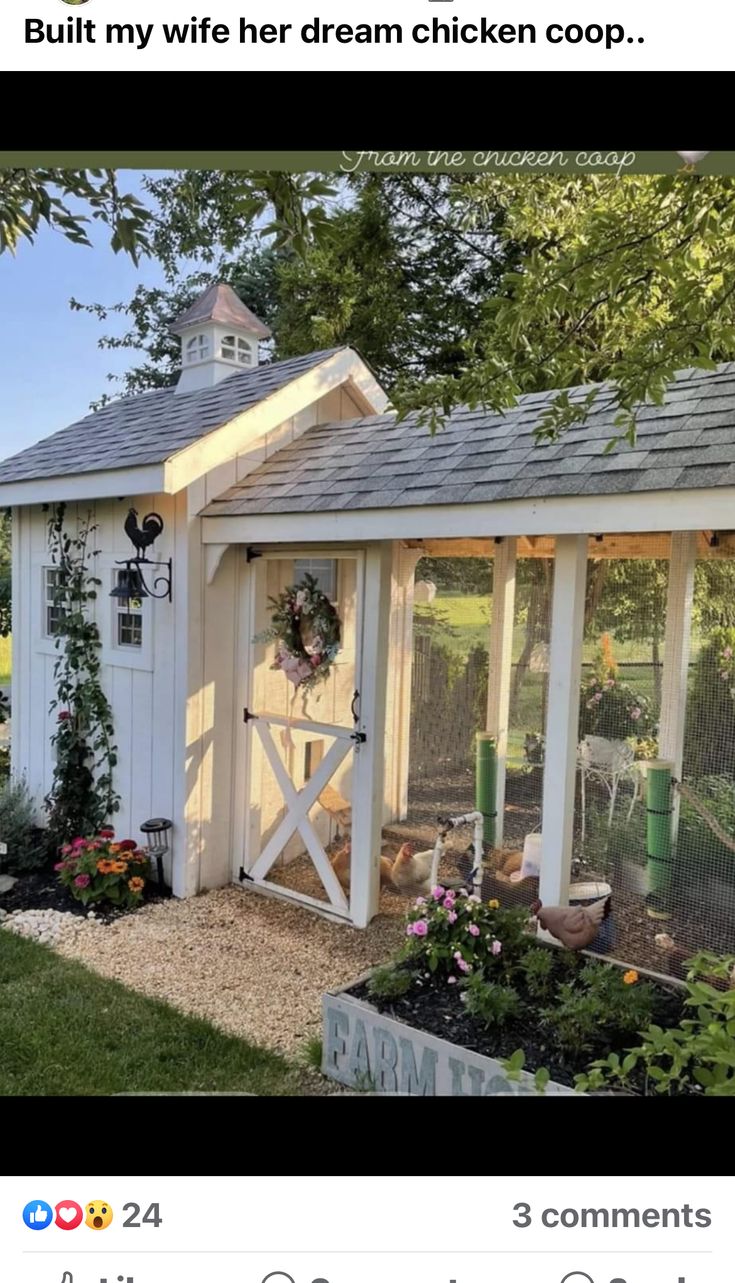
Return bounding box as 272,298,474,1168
0,172,167,457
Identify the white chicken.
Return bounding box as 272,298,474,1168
391,841,440,897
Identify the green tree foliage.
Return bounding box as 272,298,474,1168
0,169,150,262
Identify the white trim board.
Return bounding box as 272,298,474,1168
201,486,735,544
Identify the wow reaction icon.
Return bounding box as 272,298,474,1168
85,1202,113,1230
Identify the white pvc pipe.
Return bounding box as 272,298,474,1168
430,810,485,896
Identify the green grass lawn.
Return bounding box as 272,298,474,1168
0,635,10,686
0,931,312,1096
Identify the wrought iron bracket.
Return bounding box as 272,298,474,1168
243,708,258,723
246,547,263,563
113,555,173,602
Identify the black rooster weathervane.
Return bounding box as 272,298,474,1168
110,507,173,604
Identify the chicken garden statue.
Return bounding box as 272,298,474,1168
530,896,610,951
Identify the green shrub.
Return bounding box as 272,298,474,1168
542,961,655,1054
55,832,151,909
0,777,42,873
367,964,413,1001
685,627,735,778
519,946,555,997
676,774,735,878
575,951,735,1096
461,972,521,1027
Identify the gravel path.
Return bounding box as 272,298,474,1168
56,886,405,1056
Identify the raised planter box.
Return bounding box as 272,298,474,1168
322,980,577,1096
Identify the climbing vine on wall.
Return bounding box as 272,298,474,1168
45,504,119,851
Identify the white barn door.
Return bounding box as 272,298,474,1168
240,550,365,919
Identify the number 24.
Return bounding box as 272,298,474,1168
122,1203,163,1228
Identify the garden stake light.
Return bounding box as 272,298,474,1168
645,759,674,920
475,731,497,847
140,817,173,897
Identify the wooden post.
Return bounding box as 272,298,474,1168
539,535,588,909
385,544,421,822
658,531,697,838
485,537,517,846
350,543,393,927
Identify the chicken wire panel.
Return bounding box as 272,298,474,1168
570,539,735,975
397,554,554,900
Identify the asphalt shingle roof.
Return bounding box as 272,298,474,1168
0,349,341,484
202,364,735,517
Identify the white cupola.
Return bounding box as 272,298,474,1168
170,283,272,394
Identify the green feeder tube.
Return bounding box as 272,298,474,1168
646,759,674,920
476,732,497,847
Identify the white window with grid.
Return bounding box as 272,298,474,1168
221,334,253,366
112,570,143,649
43,566,65,638
294,558,338,602
186,333,210,364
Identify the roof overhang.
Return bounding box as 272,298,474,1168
201,485,735,544
0,349,387,507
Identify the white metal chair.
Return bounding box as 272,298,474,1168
577,735,640,844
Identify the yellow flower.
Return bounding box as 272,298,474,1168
128,877,145,893
487,898,500,910
623,969,639,985
110,860,127,874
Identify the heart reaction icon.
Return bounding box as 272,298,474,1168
55,1201,84,1231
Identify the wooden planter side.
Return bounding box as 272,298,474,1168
322,984,577,1097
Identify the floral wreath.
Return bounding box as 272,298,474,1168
255,572,341,691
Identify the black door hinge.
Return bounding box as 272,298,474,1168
239,866,254,883
246,547,263,563
351,730,367,744
243,707,258,723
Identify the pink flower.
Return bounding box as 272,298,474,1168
432,886,445,900
468,923,480,937
724,647,733,660
53,861,66,871
406,924,415,936
447,910,458,923
457,958,470,973
454,950,463,960
412,919,428,937
630,707,641,720
593,691,603,702
57,710,71,721
60,844,72,855
447,976,457,984
442,896,455,909
71,837,86,848
74,873,91,888
491,940,502,956
414,896,426,906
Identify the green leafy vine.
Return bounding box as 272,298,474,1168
45,503,119,850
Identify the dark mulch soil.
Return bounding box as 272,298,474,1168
0,869,167,922
352,953,686,1090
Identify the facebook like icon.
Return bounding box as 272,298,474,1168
23,1201,53,1230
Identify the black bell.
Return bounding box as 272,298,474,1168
110,565,148,602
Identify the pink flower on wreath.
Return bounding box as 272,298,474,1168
468,923,480,937
74,873,91,888
432,886,445,900
491,940,503,956
447,910,458,924
412,919,429,937
630,707,642,720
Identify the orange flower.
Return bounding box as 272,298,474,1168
110,860,127,874
623,969,639,985
96,858,116,874
128,877,145,894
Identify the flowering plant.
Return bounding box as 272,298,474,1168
55,830,150,909
254,573,341,692
579,634,654,739
717,641,735,701
403,889,531,983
